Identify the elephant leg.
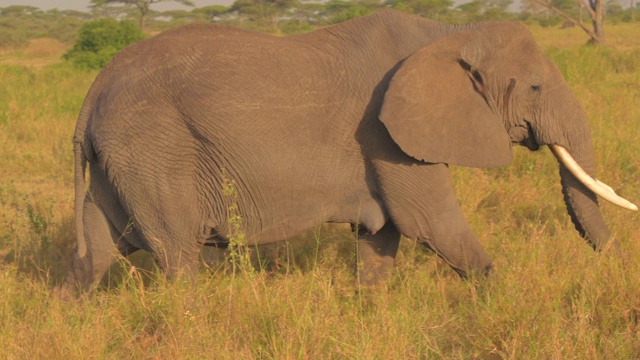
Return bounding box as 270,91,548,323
374,161,492,279
137,218,202,282
157,247,200,281
356,222,401,287
419,228,493,279
417,185,492,278
62,195,130,293
417,171,492,278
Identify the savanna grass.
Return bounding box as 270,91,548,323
0,25,639,359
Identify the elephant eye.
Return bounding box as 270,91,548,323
531,85,541,91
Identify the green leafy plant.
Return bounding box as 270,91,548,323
63,18,145,69
222,174,254,275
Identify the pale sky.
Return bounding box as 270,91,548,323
0,0,234,11
0,0,528,14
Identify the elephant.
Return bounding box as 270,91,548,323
61,10,636,292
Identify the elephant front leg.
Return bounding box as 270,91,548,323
373,161,493,279
356,222,401,287
414,180,493,279
414,173,493,279
419,228,493,279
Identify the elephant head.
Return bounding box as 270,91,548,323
380,22,636,250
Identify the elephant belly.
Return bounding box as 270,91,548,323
238,191,389,246
328,195,388,234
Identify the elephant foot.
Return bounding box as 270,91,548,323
453,262,493,281
53,251,105,300
51,281,84,302
357,256,396,289
51,272,96,302
356,222,401,289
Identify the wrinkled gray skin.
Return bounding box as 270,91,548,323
62,10,612,291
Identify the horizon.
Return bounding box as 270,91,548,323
0,0,234,12
0,0,529,13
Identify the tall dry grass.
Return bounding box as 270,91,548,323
0,24,639,359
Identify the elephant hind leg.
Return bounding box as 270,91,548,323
152,243,201,281
132,213,203,282
356,222,401,288
61,195,133,294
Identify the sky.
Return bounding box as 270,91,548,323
0,0,529,14
0,0,234,11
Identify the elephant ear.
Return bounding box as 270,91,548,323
379,28,512,168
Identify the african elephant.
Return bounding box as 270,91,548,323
61,10,636,292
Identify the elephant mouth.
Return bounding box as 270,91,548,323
510,121,539,151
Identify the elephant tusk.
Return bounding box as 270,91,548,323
549,145,638,211
595,179,615,194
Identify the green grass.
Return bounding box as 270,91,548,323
1,25,639,359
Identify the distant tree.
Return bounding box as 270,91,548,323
0,5,41,16
606,0,623,14
386,0,454,19
0,6,87,47
521,0,550,17
231,0,298,27
291,1,325,24
457,0,481,18
551,0,580,15
58,9,94,21
533,0,606,44
90,0,194,29
456,0,513,20
89,1,134,19
193,5,231,21
321,0,377,24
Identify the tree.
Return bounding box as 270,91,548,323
456,0,514,20
231,0,298,28
63,18,145,69
521,0,549,17
386,0,454,19
0,6,87,47
0,5,41,16
533,0,606,44
606,0,623,13
90,0,194,29
193,5,231,21
320,0,378,24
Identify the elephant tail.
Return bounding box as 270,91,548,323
72,70,106,259
74,140,88,258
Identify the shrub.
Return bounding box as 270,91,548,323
63,18,145,69
279,19,313,35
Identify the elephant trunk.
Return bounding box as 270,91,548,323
552,141,638,250
538,77,636,250
541,92,610,249
557,156,611,250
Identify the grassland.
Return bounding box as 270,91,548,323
1,24,639,359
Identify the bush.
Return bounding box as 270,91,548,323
279,19,313,35
63,18,145,69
